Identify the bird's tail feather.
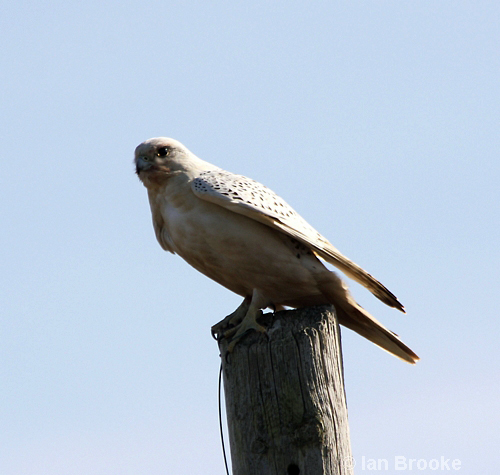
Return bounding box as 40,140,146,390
303,250,418,363
336,300,419,364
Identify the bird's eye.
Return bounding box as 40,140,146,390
157,146,171,157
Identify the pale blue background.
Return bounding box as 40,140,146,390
1,1,498,474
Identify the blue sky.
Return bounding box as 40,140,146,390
1,1,498,474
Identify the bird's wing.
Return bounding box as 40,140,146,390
191,170,404,311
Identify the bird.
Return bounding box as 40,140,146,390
134,137,418,363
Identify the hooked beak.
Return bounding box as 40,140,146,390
135,156,151,175
135,156,171,186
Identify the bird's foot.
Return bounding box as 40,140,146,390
211,298,251,340
211,315,236,340
226,310,267,352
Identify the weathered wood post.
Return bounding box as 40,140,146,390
218,305,354,475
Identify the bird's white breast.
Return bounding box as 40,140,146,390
150,175,321,300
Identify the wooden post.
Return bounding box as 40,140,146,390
218,305,354,475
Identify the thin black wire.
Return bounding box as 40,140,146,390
219,361,230,475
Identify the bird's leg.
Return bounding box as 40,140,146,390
225,289,269,352
211,296,251,340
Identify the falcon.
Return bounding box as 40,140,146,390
135,137,418,363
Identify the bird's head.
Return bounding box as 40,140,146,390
135,137,195,188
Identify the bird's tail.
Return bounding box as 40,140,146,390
307,262,419,364
336,299,419,364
